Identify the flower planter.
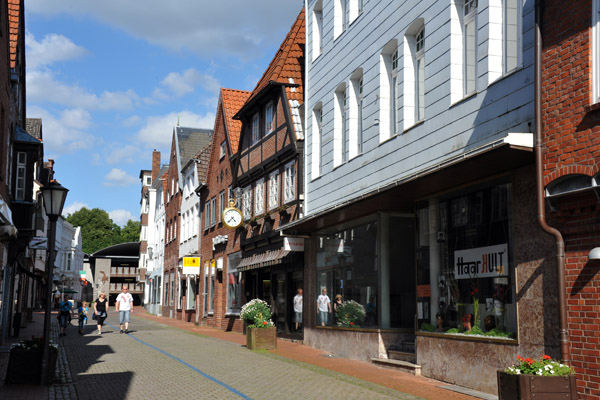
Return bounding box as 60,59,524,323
246,326,277,350
497,370,578,400
5,348,57,385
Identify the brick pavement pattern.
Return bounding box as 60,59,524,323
64,314,418,400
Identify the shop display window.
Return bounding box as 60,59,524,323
227,252,242,314
316,221,379,328
416,183,516,338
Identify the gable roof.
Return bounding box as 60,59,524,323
236,7,305,140
196,144,212,186
173,126,212,185
245,7,304,105
26,118,43,141
8,0,22,69
221,88,251,154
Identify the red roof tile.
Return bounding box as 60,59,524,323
221,88,251,153
246,7,305,105
8,0,21,69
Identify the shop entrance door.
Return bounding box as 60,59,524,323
272,267,303,340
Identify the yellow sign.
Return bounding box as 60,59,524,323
183,257,200,267
183,257,200,275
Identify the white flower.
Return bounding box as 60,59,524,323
516,370,521,375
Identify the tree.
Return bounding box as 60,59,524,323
65,208,138,254
120,220,140,243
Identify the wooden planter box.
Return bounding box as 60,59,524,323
5,348,57,385
497,370,578,400
246,326,277,350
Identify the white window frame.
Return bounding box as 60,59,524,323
242,186,252,220
334,84,347,167
254,179,265,215
220,141,226,159
265,101,274,135
391,49,399,136
210,197,216,227
349,70,363,159
16,152,26,200
334,0,345,38
193,204,199,235
349,0,362,24
284,161,296,203
463,0,478,96
312,0,323,61
379,40,398,142
219,190,225,224
252,113,260,144
311,104,323,179
503,0,520,75
205,202,210,230
268,172,279,210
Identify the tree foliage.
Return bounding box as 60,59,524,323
65,208,139,254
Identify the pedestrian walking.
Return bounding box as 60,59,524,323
93,292,108,335
58,295,73,336
116,286,134,334
317,288,331,326
77,301,89,335
293,288,303,331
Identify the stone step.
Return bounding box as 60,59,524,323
387,349,417,363
371,358,422,376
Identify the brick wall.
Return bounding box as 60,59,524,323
542,2,600,398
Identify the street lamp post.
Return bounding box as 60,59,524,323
40,181,68,385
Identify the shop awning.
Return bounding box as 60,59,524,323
238,249,291,272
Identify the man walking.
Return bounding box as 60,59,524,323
116,286,134,334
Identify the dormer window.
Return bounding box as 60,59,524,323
252,113,260,144
16,152,26,201
265,102,274,135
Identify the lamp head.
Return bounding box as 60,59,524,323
41,180,69,221
589,247,600,261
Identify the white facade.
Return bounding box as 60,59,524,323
147,168,167,314
304,0,533,215
179,160,201,311
55,218,84,302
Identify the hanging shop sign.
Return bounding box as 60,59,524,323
29,236,48,250
454,243,508,279
283,237,304,252
183,257,201,275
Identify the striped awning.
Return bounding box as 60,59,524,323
237,249,291,272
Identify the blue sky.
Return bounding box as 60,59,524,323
24,0,303,225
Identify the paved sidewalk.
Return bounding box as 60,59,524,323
136,312,484,400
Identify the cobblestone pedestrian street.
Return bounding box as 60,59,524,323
63,314,420,400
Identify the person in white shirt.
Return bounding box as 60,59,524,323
293,288,303,331
316,288,331,326
115,286,134,334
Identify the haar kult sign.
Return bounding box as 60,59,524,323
454,244,508,279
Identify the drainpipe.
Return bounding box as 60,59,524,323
534,0,570,363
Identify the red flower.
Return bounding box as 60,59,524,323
470,291,474,296
474,288,478,293
263,321,267,326
517,355,522,360
544,355,552,360
350,322,354,326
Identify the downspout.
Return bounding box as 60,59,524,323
534,0,570,363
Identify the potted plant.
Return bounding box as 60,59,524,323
335,300,366,328
240,299,276,350
5,337,58,384
497,355,577,400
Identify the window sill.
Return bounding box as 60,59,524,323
225,312,240,317
416,330,517,345
403,120,424,134
378,133,399,146
311,52,322,63
315,326,412,333
450,91,477,108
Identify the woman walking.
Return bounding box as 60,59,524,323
93,292,108,335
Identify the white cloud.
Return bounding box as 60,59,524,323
102,168,138,187
63,201,89,217
160,68,220,97
28,106,95,156
26,1,302,60
123,115,141,127
26,32,88,69
27,70,138,111
109,209,135,226
104,144,143,165
136,110,215,150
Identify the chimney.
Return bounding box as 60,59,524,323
152,150,161,180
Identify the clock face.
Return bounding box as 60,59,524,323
222,207,243,229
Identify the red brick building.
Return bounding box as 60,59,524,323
541,1,600,398
231,8,305,339
199,88,250,332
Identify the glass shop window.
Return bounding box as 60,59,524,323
416,183,516,338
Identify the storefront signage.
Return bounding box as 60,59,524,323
284,237,304,251
454,244,508,279
183,257,200,275
29,236,47,249
417,285,431,297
